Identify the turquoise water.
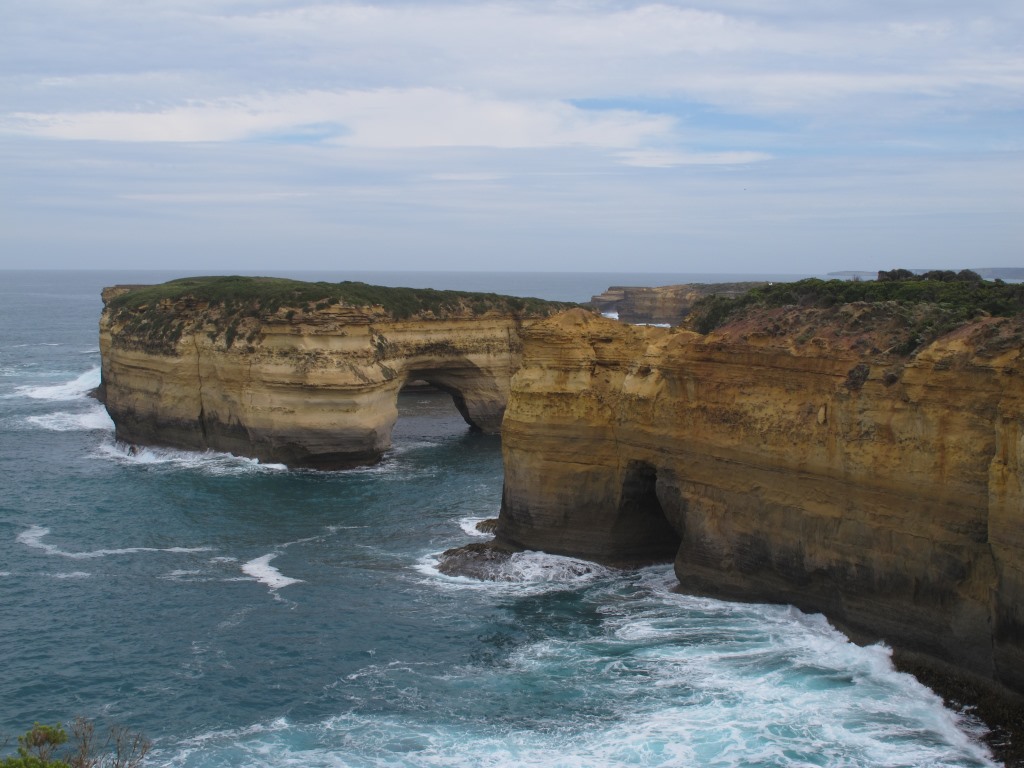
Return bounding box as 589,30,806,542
0,270,1000,767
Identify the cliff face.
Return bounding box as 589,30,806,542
590,283,764,324
99,280,568,469
497,306,1024,694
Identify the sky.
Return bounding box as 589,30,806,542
1,0,1022,274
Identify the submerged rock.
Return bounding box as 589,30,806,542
436,542,518,580
474,518,499,534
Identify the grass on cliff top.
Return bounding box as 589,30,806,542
107,275,575,320
685,269,1024,355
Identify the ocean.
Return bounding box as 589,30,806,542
0,269,1000,767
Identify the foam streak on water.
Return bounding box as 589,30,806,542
17,525,212,560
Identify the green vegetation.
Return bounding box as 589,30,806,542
2,721,148,768
105,276,577,355
107,276,575,321
686,270,1024,355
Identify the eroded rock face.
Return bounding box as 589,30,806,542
99,284,563,469
590,282,764,324
497,306,1024,694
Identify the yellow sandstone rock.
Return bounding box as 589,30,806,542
99,281,565,469
496,307,1024,695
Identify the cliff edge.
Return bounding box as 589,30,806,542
99,276,573,469
590,282,766,325
495,274,1024,700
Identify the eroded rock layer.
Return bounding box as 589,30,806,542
590,282,765,324
99,278,570,469
496,306,1024,694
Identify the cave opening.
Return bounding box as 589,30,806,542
615,460,682,562
392,379,476,444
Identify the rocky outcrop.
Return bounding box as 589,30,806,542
590,282,764,324
99,278,571,469
495,305,1024,696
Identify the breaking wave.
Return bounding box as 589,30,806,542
14,367,100,401
93,442,288,475
150,573,998,768
417,549,613,597
25,404,113,432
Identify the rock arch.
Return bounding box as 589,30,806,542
400,356,509,433
100,310,528,470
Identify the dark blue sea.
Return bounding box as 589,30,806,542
0,270,999,767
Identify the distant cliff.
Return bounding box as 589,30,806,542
589,282,765,325
99,276,573,469
494,276,1024,697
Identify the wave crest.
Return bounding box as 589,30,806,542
26,404,113,432
15,367,100,401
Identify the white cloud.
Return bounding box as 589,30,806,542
5,88,676,151
1,1,1022,271
119,191,310,204
6,2,1021,118
618,150,772,168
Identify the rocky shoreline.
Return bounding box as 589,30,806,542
436,540,1024,766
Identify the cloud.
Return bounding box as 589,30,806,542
1,1,1021,272
6,2,1021,120
618,150,772,168
119,191,310,204
4,88,677,153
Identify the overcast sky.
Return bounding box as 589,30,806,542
2,0,1021,274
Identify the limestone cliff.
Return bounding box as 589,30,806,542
99,276,572,469
495,303,1024,696
590,282,764,324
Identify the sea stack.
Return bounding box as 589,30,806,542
98,276,573,469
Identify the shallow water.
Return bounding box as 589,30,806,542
0,270,999,767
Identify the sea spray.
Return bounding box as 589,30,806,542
14,366,100,400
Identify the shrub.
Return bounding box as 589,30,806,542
1,720,148,768
684,270,1024,355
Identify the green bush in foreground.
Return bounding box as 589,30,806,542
1,721,149,768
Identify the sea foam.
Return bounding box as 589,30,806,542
241,554,303,590
26,404,114,432
417,549,612,597
94,441,288,475
17,525,211,560
457,517,495,537
15,367,100,401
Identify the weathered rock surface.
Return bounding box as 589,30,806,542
496,306,1024,695
590,282,764,324
99,279,570,469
